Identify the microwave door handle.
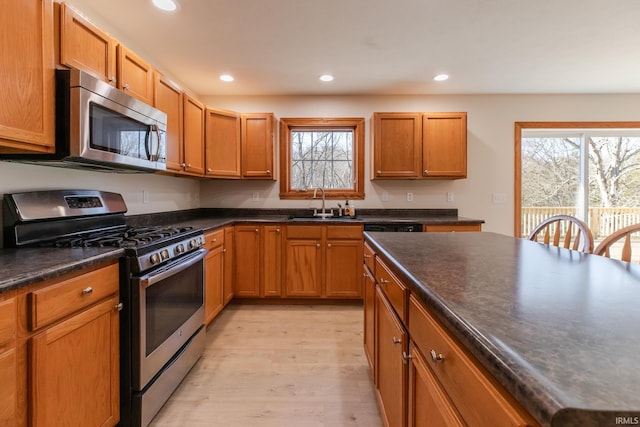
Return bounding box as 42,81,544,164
139,249,207,288
152,125,162,161
144,127,152,160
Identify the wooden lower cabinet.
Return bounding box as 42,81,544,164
234,224,283,298
0,292,17,425
375,287,407,427
284,224,363,298
263,225,283,296
363,265,375,372
408,342,465,427
223,226,234,305
205,245,224,325
29,294,119,427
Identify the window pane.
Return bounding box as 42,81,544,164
290,130,354,190
520,136,580,237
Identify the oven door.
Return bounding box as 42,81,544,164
132,248,206,390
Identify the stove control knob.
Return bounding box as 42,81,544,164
188,239,197,249
198,236,204,246
150,253,161,265
175,244,185,255
160,249,170,260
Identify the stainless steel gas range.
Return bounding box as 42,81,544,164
2,189,206,427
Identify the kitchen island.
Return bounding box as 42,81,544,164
364,231,640,427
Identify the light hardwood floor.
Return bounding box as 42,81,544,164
149,303,383,427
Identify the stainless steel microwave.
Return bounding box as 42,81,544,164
0,69,167,172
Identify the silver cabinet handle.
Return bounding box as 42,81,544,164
424,169,429,174
108,76,117,83
266,169,271,174
123,83,130,90
379,278,389,284
364,254,372,258
181,163,186,168
363,272,369,278
316,243,320,248
82,287,93,295
327,243,332,248
115,302,124,311
430,349,445,363
276,228,281,233
402,351,413,364
376,170,381,175
207,168,213,172
392,336,401,344
255,228,259,233
212,238,217,243
223,249,227,253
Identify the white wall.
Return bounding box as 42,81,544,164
0,162,200,216
199,93,640,235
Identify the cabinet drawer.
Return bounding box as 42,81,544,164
286,225,322,239
0,294,16,352
408,295,536,427
204,228,225,250
326,225,363,240
375,257,407,322
363,241,376,273
29,263,119,331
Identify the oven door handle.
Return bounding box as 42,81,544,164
139,248,207,288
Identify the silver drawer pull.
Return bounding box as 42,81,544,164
402,351,413,364
379,278,389,284
115,302,124,311
363,254,372,258
81,287,93,295
392,336,401,344
430,349,445,363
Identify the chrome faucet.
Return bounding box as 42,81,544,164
312,187,333,218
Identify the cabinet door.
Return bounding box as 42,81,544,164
205,246,224,325
30,295,119,427
263,225,283,297
117,44,154,105
363,266,375,372
325,239,363,298
205,108,241,177
234,226,261,297
422,112,467,178
241,113,275,179
408,343,465,427
58,2,117,85
284,239,322,297
0,294,16,426
223,227,234,305
182,94,205,175
155,73,183,172
0,0,55,153
372,113,422,179
375,287,407,427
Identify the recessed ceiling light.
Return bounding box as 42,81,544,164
152,0,178,11
220,74,234,82
319,74,334,82
433,74,449,82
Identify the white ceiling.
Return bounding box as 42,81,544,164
68,0,640,96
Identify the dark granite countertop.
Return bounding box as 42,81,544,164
364,231,640,427
0,246,123,294
0,208,482,293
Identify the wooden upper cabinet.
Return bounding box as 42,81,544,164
117,44,154,105
154,73,184,172
372,112,467,180
422,112,467,178
0,0,55,154
205,108,241,178
372,113,422,179
58,2,117,85
241,113,276,179
182,94,205,175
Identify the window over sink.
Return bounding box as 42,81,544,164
279,118,365,199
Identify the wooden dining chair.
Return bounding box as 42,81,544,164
527,215,594,253
593,223,640,262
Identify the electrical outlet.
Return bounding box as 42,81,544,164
407,192,413,202
143,190,149,204
382,191,389,202
492,193,507,204
447,192,454,202
252,192,260,202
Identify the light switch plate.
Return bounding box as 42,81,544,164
447,192,454,202
407,192,413,202
492,193,507,204
382,191,389,202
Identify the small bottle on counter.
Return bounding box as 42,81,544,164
344,200,350,217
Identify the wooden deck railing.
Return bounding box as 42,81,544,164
522,207,640,239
